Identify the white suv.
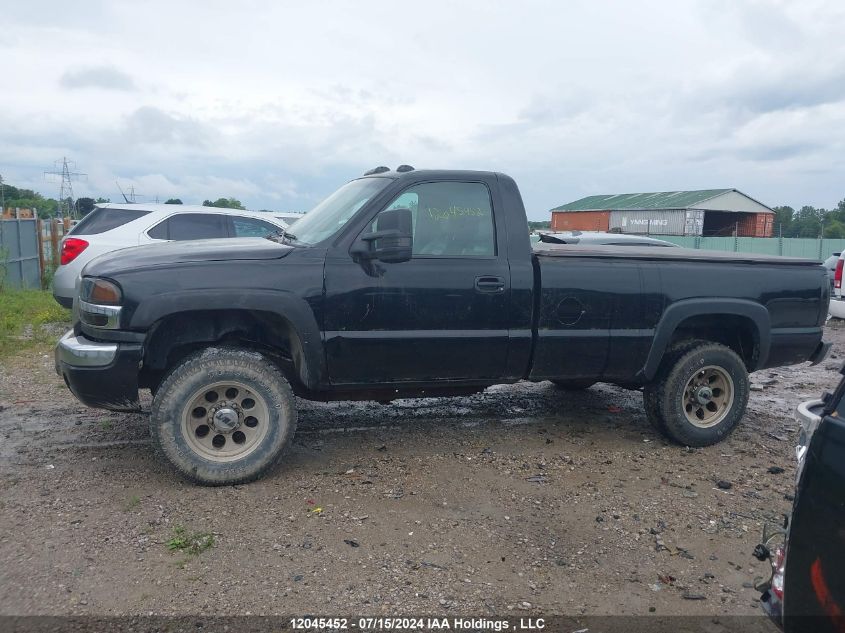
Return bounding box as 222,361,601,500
53,203,290,307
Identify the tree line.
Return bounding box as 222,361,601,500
0,182,246,218
773,199,845,238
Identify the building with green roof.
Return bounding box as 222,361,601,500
549,188,775,237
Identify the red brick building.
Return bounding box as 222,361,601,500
550,189,774,237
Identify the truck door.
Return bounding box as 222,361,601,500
323,180,511,385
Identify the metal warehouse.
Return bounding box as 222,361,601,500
549,189,775,237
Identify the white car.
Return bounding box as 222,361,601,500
53,203,290,307
830,251,845,319
823,252,840,289
535,230,678,247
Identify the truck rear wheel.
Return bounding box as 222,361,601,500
150,347,297,485
643,341,749,446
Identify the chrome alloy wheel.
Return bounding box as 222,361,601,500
181,381,269,462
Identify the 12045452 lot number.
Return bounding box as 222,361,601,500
290,618,432,630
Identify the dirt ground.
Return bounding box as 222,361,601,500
1,324,843,619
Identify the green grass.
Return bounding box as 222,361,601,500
123,494,141,512
166,525,215,556
0,290,70,358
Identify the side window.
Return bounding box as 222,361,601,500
147,219,169,240
148,214,229,241
387,192,418,212
232,217,280,237
370,192,419,233
378,182,495,257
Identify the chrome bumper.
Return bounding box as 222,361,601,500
78,300,122,329
55,329,118,368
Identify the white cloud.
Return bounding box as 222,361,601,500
60,66,137,91
1,0,844,217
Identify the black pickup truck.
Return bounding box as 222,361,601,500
55,167,831,484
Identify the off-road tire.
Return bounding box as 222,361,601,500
150,347,297,485
642,339,706,435
643,341,749,446
551,379,596,391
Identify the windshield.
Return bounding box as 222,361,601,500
290,178,390,245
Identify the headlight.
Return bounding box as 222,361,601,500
79,278,123,329
80,278,122,305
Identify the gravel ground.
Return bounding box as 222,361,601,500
1,324,843,618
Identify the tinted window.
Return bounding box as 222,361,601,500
70,208,150,235
147,214,229,241
232,217,279,237
380,182,495,257
147,220,168,240
370,192,419,234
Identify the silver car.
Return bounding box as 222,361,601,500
535,230,678,247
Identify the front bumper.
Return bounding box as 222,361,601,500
55,329,142,411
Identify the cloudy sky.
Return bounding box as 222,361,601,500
2,0,844,219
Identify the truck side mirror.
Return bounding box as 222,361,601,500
353,208,413,263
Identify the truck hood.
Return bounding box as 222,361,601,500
83,238,294,277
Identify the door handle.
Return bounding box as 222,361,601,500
475,275,506,293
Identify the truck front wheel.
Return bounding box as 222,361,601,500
150,347,297,485
643,342,749,446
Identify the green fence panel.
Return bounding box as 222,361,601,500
658,236,845,261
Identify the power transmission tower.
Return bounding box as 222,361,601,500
45,157,86,219
116,182,143,203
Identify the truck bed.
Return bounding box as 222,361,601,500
529,243,828,383
532,243,821,266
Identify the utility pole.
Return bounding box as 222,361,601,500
45,157,86,219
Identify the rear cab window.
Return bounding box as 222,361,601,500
69,208,150,235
